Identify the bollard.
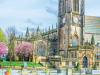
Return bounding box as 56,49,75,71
67,68,72,75
66,68,68,75
22,67,27,75
91,69,92,74
80,69,81,74
2,68,3,75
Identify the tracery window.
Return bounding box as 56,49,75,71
37,42,45,56
72,35,78,46
73,0,79,12
75,52,77,58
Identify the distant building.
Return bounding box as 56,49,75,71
85,16,100,45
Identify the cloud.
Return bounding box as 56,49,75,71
0,0,100,37
46,7,58,16
26,19,43,26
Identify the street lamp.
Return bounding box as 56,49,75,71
97,43,99,59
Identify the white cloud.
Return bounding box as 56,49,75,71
0,0,100,36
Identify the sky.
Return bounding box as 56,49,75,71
0,0,100,37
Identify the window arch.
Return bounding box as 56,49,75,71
76,0,79,12
73,0,79,12
72,35,78,46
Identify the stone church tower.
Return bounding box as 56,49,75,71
57,0,85,57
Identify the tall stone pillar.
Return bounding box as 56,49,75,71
22,67,27,75
67,68,72,75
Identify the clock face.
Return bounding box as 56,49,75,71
73,17,78,23
62,18,65,24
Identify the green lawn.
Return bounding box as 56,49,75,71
0,61,42,66
73,69,80,73
0,58,7,61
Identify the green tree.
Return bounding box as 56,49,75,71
0,28,7,45
91,35,95,45
8,35,15,62
94,61,97,68
33,50,40,65
76,62,80,69
5,26,18,40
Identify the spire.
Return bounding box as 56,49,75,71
36,26,40,35
37,26,39,31
91,35,95,45
49,26,50,32
52,25,53,30
25,27,30,37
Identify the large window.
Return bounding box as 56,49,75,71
73,0,79,12
37,42,45,56
72,36,78,46
97,62,99,66
75,52,77,58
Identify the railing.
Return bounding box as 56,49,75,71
73,68,100,75
0,68,68,75
0,68,100,75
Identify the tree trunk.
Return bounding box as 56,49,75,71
10,54,12,63
35,58,37,65
23,56,24,61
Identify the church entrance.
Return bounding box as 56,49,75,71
82,56,87,68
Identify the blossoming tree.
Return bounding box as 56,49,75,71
15,41,35,61
0,42,7,57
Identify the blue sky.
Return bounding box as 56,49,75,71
0,0,100,36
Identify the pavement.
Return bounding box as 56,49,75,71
0,69,100,75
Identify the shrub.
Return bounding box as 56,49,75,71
94,61,97,68
76,62,80,69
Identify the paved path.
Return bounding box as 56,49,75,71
0,69,100,75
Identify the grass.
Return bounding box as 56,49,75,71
73,69,84,73
0,58,7,61
73,69,80,73
0,61,42,67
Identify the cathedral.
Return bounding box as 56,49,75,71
13,0,100,68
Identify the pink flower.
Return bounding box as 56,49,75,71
0,42,7,56
15,41,35,57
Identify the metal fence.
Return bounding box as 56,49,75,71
0,68,100,75
0,68,68,75
73,68,100,75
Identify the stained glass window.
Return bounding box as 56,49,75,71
73,0,76,11
73,0,79,12
37,43,45,56
72,36,78,46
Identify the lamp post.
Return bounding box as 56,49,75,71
97,43,99,59
46,40,49,69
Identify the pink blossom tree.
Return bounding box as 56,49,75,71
0,42,7,57
15,41,35,61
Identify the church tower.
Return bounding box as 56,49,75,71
57,0,85,57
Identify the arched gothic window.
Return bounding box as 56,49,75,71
73,0,79,12
75,52,77,58
72,35,78,46
37,42,45,56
